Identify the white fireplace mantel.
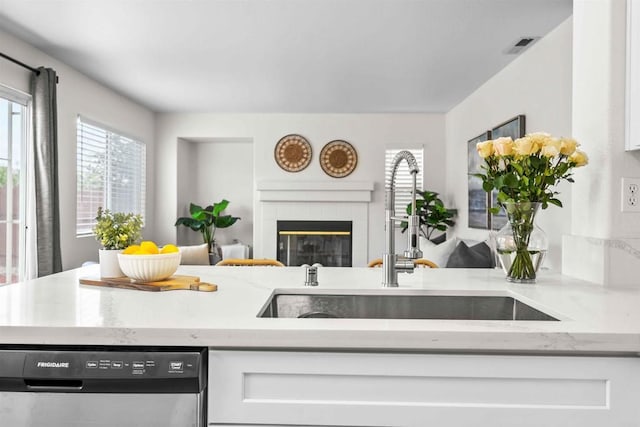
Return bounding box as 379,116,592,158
257,180,375,202
255,180,375,266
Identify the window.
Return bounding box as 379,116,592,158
76,116,146,236
384,148,424,216
0,86,29,284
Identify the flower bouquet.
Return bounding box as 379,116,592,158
475,132,588,282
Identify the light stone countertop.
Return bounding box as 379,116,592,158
1,265,640,354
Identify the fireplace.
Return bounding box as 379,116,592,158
256,180,374,266
277,220,352,267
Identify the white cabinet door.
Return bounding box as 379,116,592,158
208,350,640,427
627,0,640,150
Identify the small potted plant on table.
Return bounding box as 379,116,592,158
93,207,143,278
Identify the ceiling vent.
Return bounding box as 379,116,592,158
505,37,540,55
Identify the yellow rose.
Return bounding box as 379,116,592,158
476,140,494,158
569,149,589,167
527,132,553,147
513,136,541,156
492,137,514,156
540,137,561,158
559,137,578,156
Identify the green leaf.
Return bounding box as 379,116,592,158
189,203,204,216
212,199,229,217
530,155,544,168
214,215,240,228
548,198,563,207
174,217,204,232
504,173,519,188
189,203,208,222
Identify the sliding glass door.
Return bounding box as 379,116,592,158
0,87,29,285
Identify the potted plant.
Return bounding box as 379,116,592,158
175,200,240,264
93,207,143,277
401,190,457,243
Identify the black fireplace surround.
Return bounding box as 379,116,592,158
277,220,353,267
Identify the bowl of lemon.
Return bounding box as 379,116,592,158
117,241,181,282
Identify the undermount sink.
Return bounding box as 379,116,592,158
258,292,558,321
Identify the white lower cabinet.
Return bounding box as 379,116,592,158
208,350,640,426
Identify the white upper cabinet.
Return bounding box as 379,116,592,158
627,0,640,151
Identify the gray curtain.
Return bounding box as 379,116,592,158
31,67,62,276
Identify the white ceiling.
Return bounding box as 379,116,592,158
0,0,572,113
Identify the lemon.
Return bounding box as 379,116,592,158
139,241,160,254
122,244,140,255
122,241,177,255
160,244,179,254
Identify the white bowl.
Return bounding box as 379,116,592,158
117,252,181,282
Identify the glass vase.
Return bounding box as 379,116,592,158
208,241,223,265
494,202,548,284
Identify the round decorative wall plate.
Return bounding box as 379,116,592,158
274,134,312,172
319,140,357,178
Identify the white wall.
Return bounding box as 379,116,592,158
563,0,640,286
0,28,156,270
571,0,640,239
176,138,198,245
154,114,445,263
445,18,573,272
176,137,254,247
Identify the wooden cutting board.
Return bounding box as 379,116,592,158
79,275,217,292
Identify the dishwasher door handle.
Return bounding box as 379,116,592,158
24,379,84,391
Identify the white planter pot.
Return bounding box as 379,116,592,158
99,249,125,278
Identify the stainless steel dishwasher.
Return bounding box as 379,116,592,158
0,346,207,427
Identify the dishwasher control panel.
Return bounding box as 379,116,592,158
0,348,206,393
23,350,200,378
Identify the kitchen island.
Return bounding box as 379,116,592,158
1,264,639,353
2,265,640,426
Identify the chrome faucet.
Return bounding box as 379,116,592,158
382,151,422,287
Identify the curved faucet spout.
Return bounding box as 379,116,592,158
385,150,420,214
387,151,419,191
383,150,423,287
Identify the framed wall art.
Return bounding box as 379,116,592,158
467,131,491,229
490,115,526,140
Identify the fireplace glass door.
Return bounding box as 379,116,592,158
277,221,352,267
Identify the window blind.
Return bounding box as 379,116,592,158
384,148,424,217
76,117,146,236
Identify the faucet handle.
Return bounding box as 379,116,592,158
303,264,319,287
